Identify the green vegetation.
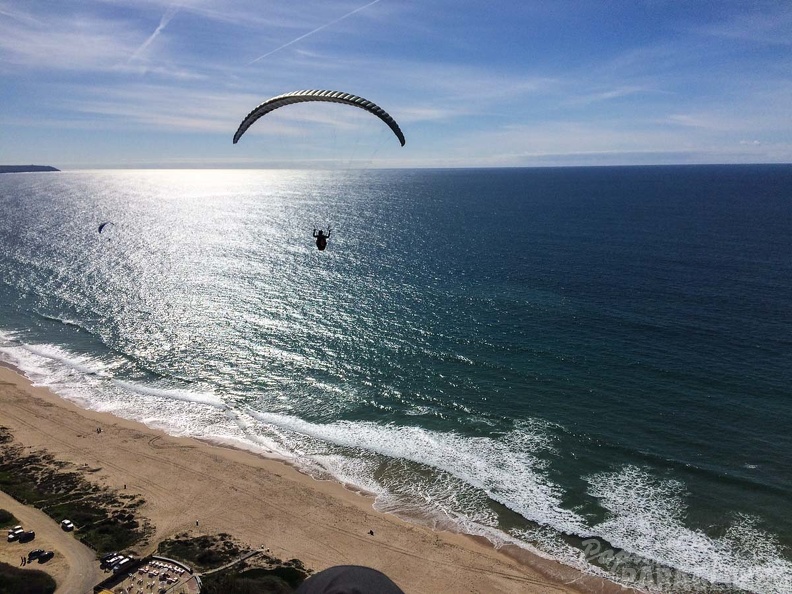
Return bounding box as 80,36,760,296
0,508,17,528
157,533,243,570
158,534,311,594
239,566,309,589
0,426,151,553
199,563,310,594
0,561,57,594
201,571,294,594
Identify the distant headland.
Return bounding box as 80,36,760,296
0,165,60,173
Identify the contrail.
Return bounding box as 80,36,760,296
248,0,383,65
129,3,180,63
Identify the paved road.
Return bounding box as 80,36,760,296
0,490,104,594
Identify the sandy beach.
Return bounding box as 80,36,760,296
0,365,634,594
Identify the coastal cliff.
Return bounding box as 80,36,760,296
0,165,60,173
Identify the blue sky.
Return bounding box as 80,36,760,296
1,0,790,168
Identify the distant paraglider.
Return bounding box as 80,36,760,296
98,221,114,234
232,90,405,146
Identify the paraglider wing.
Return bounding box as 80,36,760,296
98,221,114,233
233,90,405,147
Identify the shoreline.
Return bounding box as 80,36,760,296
0,364,636,593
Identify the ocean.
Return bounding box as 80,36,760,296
1,166,790,593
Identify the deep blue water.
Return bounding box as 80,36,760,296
1,166,790,593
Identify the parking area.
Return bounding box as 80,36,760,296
2,519,68,582
1,490,104,593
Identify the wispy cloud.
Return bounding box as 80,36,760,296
247,0,383,64
128,3,180,63
0,12,140,70
562,86,667,108
61,84,255,134
0,4,212,80
697,5,792,46
410,118,768,167
0,3,43,26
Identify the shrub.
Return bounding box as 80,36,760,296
0,508,17,528
0,561,57,594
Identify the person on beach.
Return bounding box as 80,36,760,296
313,227,331,251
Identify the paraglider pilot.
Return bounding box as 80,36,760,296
313,227,331,251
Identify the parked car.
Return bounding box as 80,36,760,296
7,526,24,542
38,551,55,563
101,555,123,569
18,530,35,543
112,557,132,573
60,519,74,531
27,549,45,560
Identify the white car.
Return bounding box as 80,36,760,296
7,526,24,542
60,519,75,531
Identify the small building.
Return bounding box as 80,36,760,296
93,555,200,594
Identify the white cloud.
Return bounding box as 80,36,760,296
0,12,142,70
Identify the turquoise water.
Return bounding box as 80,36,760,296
1,166,790,593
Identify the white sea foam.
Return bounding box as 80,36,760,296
0,337,233,439
587,465,792,594
245,410,589,536
311,454,386,496
374,459,501,531
221,408,299,460
34,311,91,331
113,380,226,409
0,339,112,399
18,342,109,377
510,524,614,574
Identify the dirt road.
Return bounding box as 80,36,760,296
0,490,104,594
